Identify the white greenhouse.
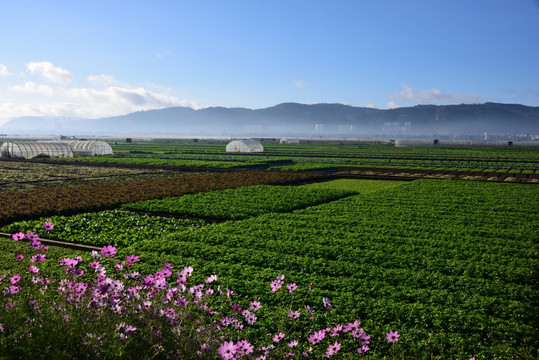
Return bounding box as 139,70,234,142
61,141,113,156
0,142,74,159
226,140,264,153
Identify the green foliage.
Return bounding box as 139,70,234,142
122,185,355,220
0,210,206,247
303,179,408,193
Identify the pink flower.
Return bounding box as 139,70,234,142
15,254,24,261
273,332,285,342
250,301,261,312
10,274,21,284
123,324,137,335
126,254,140,264
10,285,21,294
287,283,297,294
323,297,332,310
218,341,236,359
343,320,361,332
101,245,117,258
41,246,49,252
357,345,370,354
236,340,253,355
205,274,218,283
25,232,39,241
288,340,298,348
326,342,341,357
89,261,100,269
307,330,326,344
43,221,54,231
386,330,400,343
28,266,39,275
178,266,193,277
287,311,300,319
31,254,46,263
12,232,24,241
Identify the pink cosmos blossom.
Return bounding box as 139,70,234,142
41,246,49,252
10,274,21,284
205,274,218,283
101,245,117,258
218,341,236,359
15,254,24,261
179,266,194,277
126,254,140,264
323,297,332,310
72,268,84,277
273,332,285,342
250,301,261,312
307,330,326,344
28,266,39,275
326,342,341,357
236,340,253,355
330,325,341,336
270,280,282,293
124,324,137,335
287,283,297,294
343,320,361,332
25,232,39,241
89,261,100,269
357,345,370,354
12,232,24,241
43,221,54,231
288,340,298,348
30,241,42,250
287,311,300,319
284,352,295,358
9,285,21,294
386,330,400,343
31,254,46,263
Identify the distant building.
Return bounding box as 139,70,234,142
226,140,264,153
0,140,113,159
0,141,74,159
279,138,300,144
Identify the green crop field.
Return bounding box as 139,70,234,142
2,179,537,358
0,141,537,359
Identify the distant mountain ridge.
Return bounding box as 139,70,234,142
1,102,538,137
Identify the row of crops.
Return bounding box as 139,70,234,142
0,170,324,225
2,179,537,358
54,150,539,172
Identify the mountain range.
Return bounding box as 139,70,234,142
1,102,538,137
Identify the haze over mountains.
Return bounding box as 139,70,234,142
1,102,538,138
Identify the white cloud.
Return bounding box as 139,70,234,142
293,80,306,88
364,103,377,109
387,101,401,109
389,83,482,105
88,74,122,87
9,81,54,96
26,61,73,84
0,63,14,77
0,61,201,121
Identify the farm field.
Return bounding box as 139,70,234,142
1,178,537,358
0,141,538,358
40,139,539,183
0,159,184,191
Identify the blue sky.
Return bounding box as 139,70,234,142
1,0,538,124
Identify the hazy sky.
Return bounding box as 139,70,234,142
1,0,538,124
